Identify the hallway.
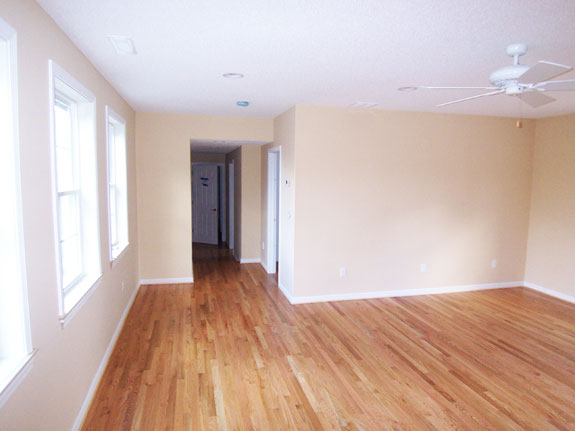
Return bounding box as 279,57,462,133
81,244,575,430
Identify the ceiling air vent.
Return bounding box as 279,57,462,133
107,35,137,55
349,101,379,109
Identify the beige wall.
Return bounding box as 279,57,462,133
240,146,262,260
136,113,272,279
191,151,226,164
224,146,262,261
525,114,575,298
292,105,534,298
0,1,138,430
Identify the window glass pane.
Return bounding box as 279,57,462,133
108,123,116,185
107,110,128,261
54,100,72,149
56,146,74,191
61,235,81,288
109,185,118,246
58,193,79,241
54,100,76,192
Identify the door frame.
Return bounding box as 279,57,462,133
266,147,281,274
191,162,224,244
228,160,234,253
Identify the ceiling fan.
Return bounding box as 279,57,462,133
408,43,575,108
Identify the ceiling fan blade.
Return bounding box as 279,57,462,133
421,86,499,90
518,91,556,108
437,90,504,107
519,61,572,84
534,79,575,92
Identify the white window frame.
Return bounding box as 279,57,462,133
54,95,84,289
0,16,35,409
105,106,129,263
49,61,101,325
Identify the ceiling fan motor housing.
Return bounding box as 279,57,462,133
489,65,530,87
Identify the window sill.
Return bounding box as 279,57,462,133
110,242,129,268
0,349,37,409
60,273,102,327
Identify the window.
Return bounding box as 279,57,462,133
0,17,34,406
106,107,129,261
49,61,101,321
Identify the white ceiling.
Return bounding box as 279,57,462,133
36,0,575,119
191,139,268,154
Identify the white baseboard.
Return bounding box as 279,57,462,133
260,261,273,273
72,282,141,431
139,277,194,286
240,258,261,264
287,281,522,305
522,281,575,303
262,260,278,274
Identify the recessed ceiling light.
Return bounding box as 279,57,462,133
223,73,244,79
236,101,249,107
398,86,418,92
107,35,137,55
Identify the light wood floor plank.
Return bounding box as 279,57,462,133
82,244,575,430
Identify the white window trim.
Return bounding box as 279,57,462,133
0,350,37,409
48,60,101,325
0,16,34,406
105,105,129,265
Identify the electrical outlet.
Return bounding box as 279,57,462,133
121,281,126,291
491,259,497,268
262,241,265,250
339,267,347,277
420,263,427,273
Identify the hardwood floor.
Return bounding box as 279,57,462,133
82,244,575,430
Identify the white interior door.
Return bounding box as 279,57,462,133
192,164,219,245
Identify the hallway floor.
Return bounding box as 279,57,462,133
82,244,575,430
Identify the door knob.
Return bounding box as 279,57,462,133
211,208,217,211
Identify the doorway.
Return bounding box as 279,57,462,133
192,162,226,245
266,148,281,274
